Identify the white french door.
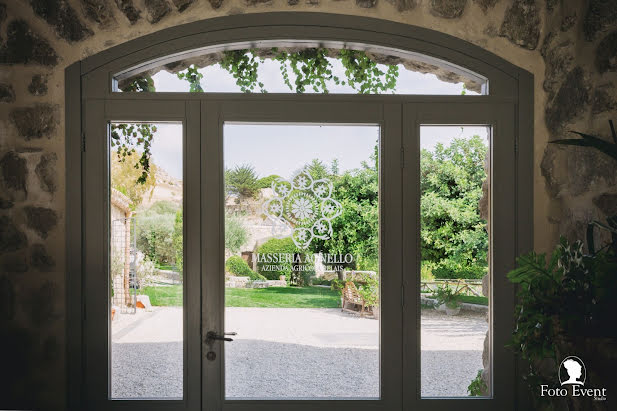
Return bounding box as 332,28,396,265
200,98,403,411
81,94,517,411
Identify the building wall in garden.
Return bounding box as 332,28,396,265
0,0,616,409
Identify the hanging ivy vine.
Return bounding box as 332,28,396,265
177,65,204,92
338,49,398,94
219,50,266,93
275,48,340,93
121,48,401,184
111,122,157,185
113,76,157,185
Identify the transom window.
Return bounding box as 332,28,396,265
113,41,488,95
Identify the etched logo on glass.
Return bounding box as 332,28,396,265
262,168,342,249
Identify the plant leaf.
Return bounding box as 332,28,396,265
550,132,617,162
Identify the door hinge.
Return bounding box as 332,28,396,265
400,147,405,168
514,138,518,154
81,132,86,152
401,283,405,308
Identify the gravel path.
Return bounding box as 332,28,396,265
111,307,487,399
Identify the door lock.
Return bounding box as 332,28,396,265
205,331,237,345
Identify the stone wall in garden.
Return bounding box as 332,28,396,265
0,0,616,409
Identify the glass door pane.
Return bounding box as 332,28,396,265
419,125,491,398
109,122,184,399
222,123,381,399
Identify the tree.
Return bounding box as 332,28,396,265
136,202,179,266
111,150,157,208
307,149,379,272
225,213,249,253
225,164,260,199
420,136,488,279
173,210,183,273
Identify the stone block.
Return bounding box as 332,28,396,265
499,0,540,50
541,33,574,94
595,31,617,74
385,0,415,13
481,274,489,297
28,75,48,96
0,216,28,253
244,0,272,5
25,281,56,326
356,0,376,8
591,84,617,115
593,193,617,217
0,20,58,66
35,152,57,193
545,67,589,134
24,206,58,239
583,0,617,41
115,0,141,24
482,331,489,368
10,104,58,140
1,253,28,273
1,152,28,197
430,0,467,19
172,0,194,12
30,244,56,272
81,0,116,27
30,0,93,42
0,83,15,103
473,0,497,14
145,0,171,23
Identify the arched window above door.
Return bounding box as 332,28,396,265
113,40,489,95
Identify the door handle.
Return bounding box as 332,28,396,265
205,331,237,344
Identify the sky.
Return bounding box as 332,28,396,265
151,56,479,95
146,124,489,181
127,58,488,181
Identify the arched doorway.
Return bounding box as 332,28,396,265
66,12,532,411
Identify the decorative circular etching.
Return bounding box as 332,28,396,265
262,167,343,249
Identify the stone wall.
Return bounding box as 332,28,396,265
0,0,616,409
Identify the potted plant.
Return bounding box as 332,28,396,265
434,285,462,316
507,120,617,409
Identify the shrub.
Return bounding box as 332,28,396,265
432,260,486,280
354,273,379,307
420,262,435,281
136,255,157,288
225,213,249,253
173,210,183,274
136,213,175,265
256,174,281,189
312,278,332,286
434,285,461,309
467,370,487,396
256,237,298,280
226,256,266,281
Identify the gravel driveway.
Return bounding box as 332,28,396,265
111,307,487,399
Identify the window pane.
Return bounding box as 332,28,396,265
419,125,491,398
223,124,380,399
109,122,184,399
113,41,487,95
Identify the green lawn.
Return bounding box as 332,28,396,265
142,285,183,306
141,285,341,308
458,295,488,306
